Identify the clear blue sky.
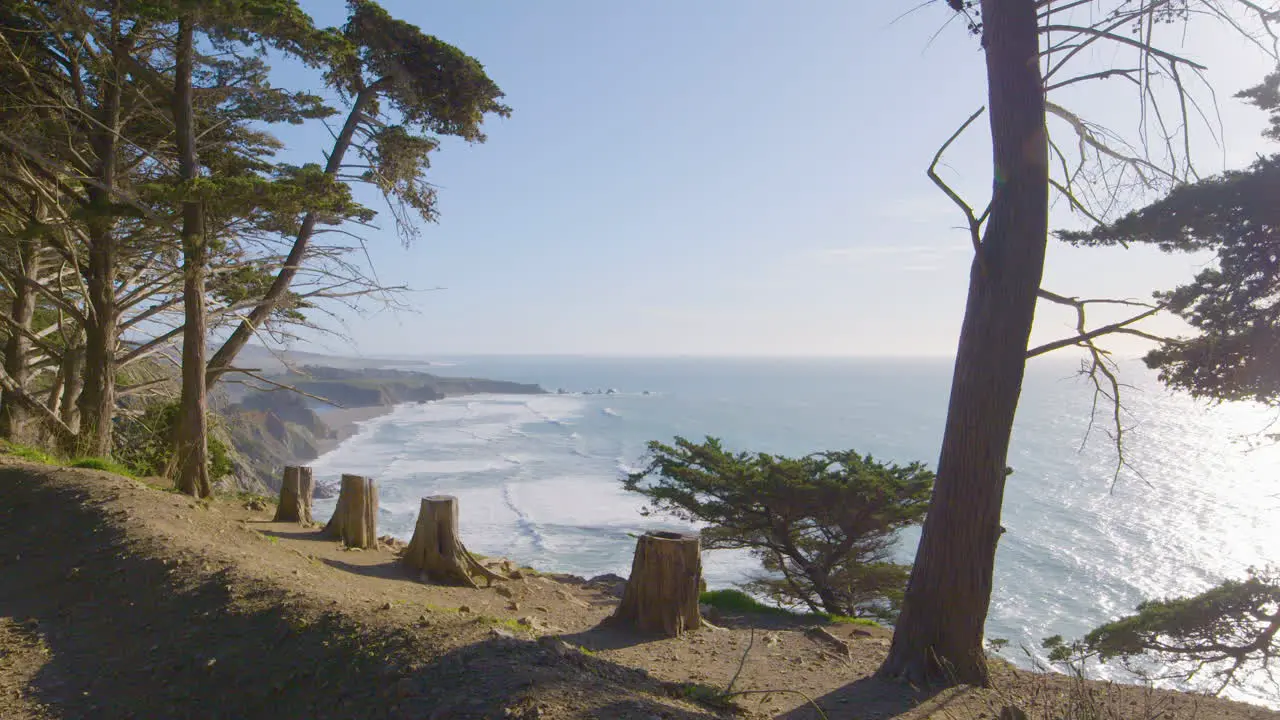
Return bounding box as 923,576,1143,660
278,1,1275,357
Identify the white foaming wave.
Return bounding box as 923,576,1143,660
601,407,621,418
387,458,515,475
503,475,650,528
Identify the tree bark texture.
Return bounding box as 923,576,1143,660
879,0,1049,687
273,466,314,524
0,233,42,442
58,344,83,435
402,495,502,588
610,532,703,637
324,474,378,549
171,17,211,498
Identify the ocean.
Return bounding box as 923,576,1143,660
310,355,1279,705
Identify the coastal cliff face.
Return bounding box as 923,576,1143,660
219,366,544,492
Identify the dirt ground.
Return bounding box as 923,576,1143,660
0,458,1275,720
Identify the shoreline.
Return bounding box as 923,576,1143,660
309,389,544,457
312,404,399,456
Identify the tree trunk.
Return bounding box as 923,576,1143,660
324,474,378,549
76,13,125,459
0,233,42,442
205,88,374,387
402,495,503,588
171,17,211,499
59,344,83,436
878,0,1048,688
610,531,703,637
273,466,314,524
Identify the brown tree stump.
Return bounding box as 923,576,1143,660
403,495,504,588
272,466,314,524
324,474,378,549
610,531,703,637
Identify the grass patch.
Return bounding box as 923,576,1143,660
699,588,881,627
69,456,137,477
0,441,60,465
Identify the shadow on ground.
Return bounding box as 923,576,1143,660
773,676,943,719
0,467,727,719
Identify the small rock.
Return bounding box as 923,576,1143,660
457,605,472,614
852,628,873,637
381,601,393,611
495,585,514,598
490,627,517,640
506,602,520,612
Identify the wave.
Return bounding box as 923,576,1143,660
501,483,547,553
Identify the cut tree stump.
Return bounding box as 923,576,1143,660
272,466,314,524
609,531,703,637
403,495,505,588
324,474,378,549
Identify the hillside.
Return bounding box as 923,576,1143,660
217,366,544,493
1,459,1275,719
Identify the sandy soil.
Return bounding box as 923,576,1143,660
0,458,1274,720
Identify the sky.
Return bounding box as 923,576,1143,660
274,1,1277,358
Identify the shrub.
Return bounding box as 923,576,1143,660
113,401,232,481
624,436,933,619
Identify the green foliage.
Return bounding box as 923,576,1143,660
0,440,59,465
113,402,232,481
1079,567,1280,693
69,457,137,477
1058,73,1280,409
698,589,878,626
700,589,796,617
625,437,933,618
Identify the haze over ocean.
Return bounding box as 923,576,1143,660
311,355,1278,705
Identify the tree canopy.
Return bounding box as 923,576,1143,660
1058,71,1280,407
623,436,933,618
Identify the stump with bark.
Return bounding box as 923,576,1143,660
403,495,504,588
324,474,378,549
610,531,703,637
272,466,314,524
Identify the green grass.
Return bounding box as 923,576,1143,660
1,439,142,478
699,588,881,627
0,440,60,465
69,456,137,477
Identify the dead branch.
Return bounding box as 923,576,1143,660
927,107,989,265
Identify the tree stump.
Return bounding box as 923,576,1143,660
272,466,314,524
610,531,703,637
403,495,504,588
324,474,378,549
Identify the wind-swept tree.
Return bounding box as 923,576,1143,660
204,0,511,384
879,0,1280,687
1082,567,1280,694
624,437,934,618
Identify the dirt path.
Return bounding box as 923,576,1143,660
0,459,1274,719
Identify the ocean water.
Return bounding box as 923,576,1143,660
310,355,1279,705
